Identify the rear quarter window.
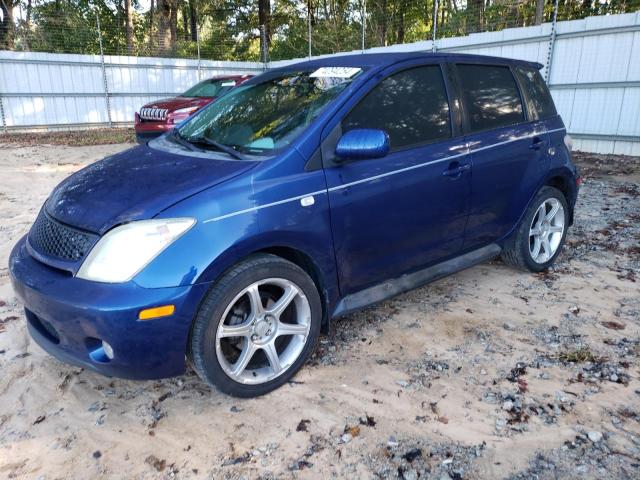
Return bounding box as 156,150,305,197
515,66,557,120
456,64,525,133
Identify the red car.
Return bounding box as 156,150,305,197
134,75,253,143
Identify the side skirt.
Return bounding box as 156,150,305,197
331,243,502,318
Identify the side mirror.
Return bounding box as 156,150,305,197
335,129,390,161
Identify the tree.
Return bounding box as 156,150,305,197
189,0,197,42
156,0,179,55
535,0,545,25
258,0,271,60
0,0,16,49
125,0,134,53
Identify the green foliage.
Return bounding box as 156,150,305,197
6,0,640,60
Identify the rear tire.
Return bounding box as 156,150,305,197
190,254,322,397
502,186,569,272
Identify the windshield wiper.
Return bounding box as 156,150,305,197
187,135,246,160
170,129,197,151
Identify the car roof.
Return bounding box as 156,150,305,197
279,51,543,71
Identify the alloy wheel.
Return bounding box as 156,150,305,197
528,197,565,264
215,278,311,385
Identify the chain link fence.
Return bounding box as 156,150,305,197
3,1,637,63
1,1,639,153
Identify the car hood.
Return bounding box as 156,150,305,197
45,144,256,234
141,96,214,111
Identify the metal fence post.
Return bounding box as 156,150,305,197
96,12,113,128
260,25,269,69
196,23,202,80
432,0,439,53
544,0,559,83
0,94,6,133
308,10,312,59
361,0,366,52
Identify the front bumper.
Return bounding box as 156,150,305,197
9,236,210,380
134,115,174,144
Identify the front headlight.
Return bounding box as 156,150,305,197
173,106,199,115
76,218,195,283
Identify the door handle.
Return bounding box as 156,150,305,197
530,136,545,150
442,162,471,178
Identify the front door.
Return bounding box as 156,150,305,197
323,63,471,295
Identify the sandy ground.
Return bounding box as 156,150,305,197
0,144,639,480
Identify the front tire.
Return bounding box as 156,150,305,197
502,186,569,272
190,254,322,397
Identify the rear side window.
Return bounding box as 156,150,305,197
457,64,524,132
343,65,451,150
515,66,557,120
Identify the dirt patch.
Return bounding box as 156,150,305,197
0,128,136,147
0,145,638,479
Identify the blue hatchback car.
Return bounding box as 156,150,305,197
10,52,579,397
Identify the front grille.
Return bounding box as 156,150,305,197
26,309,61,344
28,210,98,262
139,107,168,121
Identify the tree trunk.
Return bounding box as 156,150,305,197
189,0,197,42
148,0,155,51
27,0,33,26
0,0,15,49
182,4,189,41
535,0,545,25
396,6,405,44
467,0,484,33
258,0,271,56
170,1,178,49
156,0,178,55
381,0,387,46
125,0,134,54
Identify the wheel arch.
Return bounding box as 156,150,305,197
499,167,577,248
194,236,338,333
543,169,578,225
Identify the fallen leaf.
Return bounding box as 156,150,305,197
359,415,376,427
296,419,311,432
346,425,361,437
601,321,626,330
145,455,167,471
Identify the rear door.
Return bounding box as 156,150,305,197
322,62,471,295
452,63,550,250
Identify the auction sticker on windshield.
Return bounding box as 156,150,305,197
310,67,362,78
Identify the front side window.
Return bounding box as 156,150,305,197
177,68,363,154
182,78,239,98
457,64,525,132
515,66,557,120
343,65,452,150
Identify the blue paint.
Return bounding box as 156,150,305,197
335,129,390,160
9,52,578,380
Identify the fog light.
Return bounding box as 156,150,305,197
102,340,114,360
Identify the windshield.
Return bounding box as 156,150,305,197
182,78,239,98
176,67,363,155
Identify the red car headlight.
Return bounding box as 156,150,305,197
168,106,199,123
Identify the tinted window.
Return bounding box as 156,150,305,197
178,69,362,153
343,66,451,149
457,64,524,132
515,66,557,120
182,79,238,98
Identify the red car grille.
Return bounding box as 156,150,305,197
139,107,169,121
